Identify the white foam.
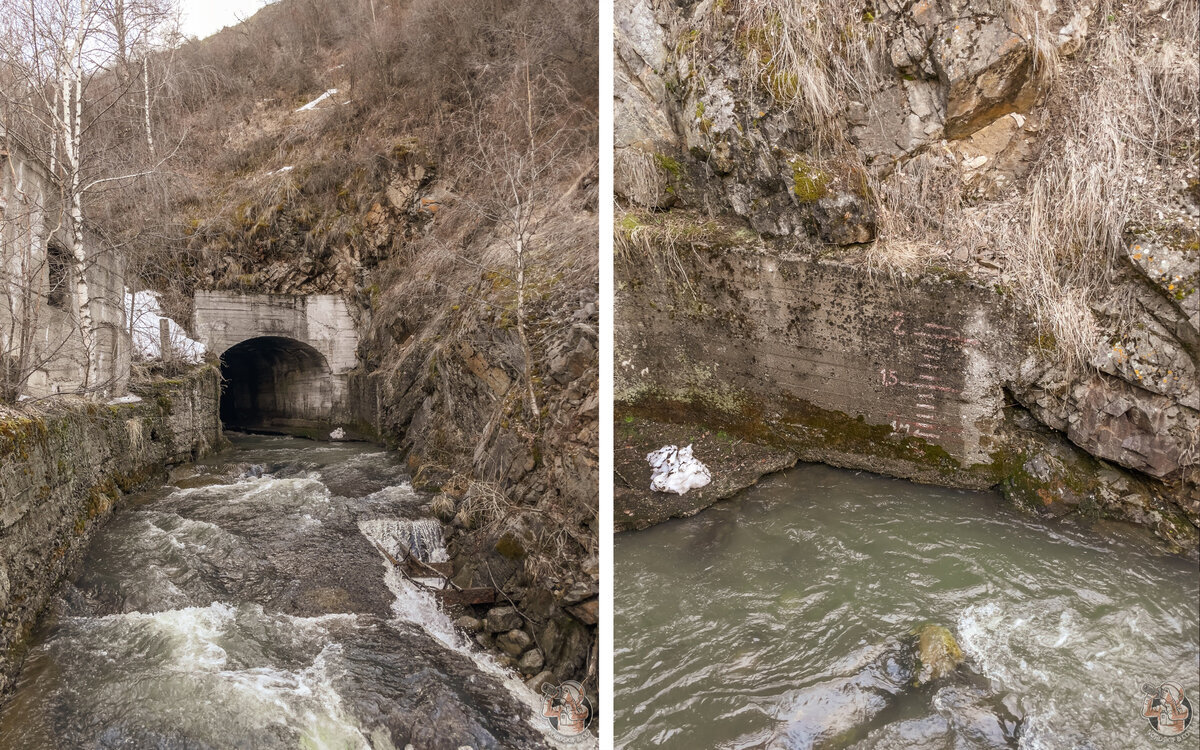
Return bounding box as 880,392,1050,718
360,518,448,563
357,519,596,748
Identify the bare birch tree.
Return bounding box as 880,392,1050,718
0,0,176,397
461,59,585,428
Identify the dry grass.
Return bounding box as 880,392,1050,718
614,209,753,296
994,2,1197,369
454,478,596,585
614,146,662,208
723,0,884,145
863,1,1200,371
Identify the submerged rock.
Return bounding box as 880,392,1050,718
915,624,964,685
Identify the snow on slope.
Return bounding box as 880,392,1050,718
125,291,206,363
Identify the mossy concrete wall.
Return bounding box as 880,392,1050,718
0,365,223,694
616,239,1198,553
617,243,1022,483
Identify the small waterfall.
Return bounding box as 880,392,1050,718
358,518,448,564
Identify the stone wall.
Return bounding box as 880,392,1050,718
0,365,223,694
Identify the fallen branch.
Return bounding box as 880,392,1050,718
368,537,464,592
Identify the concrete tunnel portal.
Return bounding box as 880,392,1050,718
192,292,362,439
219,336,333,434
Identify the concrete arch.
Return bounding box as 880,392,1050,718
219,336,334,434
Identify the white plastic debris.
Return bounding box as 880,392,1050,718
330,427,346,440
295,88,337,112
646,444,712,495
125,290,206,363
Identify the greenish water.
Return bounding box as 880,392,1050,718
615,464,1199,749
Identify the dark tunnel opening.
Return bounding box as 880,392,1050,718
219,336,333,434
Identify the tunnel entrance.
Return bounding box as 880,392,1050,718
219,336,334,435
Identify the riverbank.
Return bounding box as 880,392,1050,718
614,416,796,531
0,365,223,694
616,239,1198,557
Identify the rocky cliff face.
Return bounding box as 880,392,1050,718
361,163,600,697
615,0,1198,554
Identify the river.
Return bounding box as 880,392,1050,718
0,434,583,750
615,463,1199,749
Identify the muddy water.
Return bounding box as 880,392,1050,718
0,434,579,750
615,464,1199,749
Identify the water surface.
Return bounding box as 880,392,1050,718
0,434,573,749
615,464,1199,749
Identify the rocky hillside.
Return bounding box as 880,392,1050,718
94,0,600,698
615,0,1197,552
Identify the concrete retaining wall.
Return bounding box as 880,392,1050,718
616,241,1197,553
617,246,1023,484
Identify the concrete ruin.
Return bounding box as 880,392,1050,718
0,136,129,400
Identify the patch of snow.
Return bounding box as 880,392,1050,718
125,290,206,364
295,88,337,112
646,444,712,495
270,165,294,174
108,394,144,405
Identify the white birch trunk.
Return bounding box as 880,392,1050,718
142,55,155,156
62,58,96,393
514,233,539,424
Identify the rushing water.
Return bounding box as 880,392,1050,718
615,464,1200,749
0,434,585,750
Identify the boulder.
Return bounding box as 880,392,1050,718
932,16,1041,138
540,616,591,681
517,648,545,675
562,580,598,605
484,606,523,633
566,598,599,626
812,192,876,246
915,624,964,685
496,628,534,657
525,670,556,694
453,616,482,633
